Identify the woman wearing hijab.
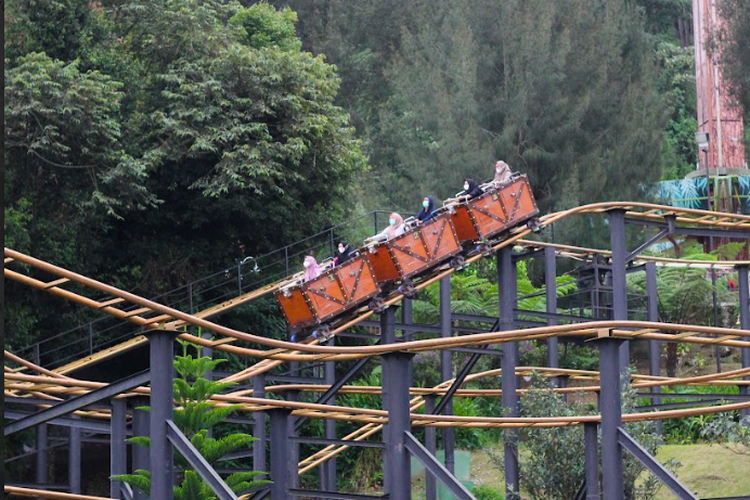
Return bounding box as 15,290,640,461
334,240,357,266
366,212,406,243
303,255,321,282
492,160,513,187
447,179,484,203
416,196,437,223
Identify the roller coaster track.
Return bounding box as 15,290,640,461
5,202,749,372
5,202,750,482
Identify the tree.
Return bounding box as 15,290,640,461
114,340,270,499
491,372,675,500
4,0,366,348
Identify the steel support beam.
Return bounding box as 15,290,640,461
618,427,697,499
167,420,238,500
498,247,519,500
35,423,48,493
609,209,630,370
404,432,475,500
110,398,127,499
285,390,300,491
382,351,413,500
131,396,150,500
269,409,293,500
739,266,750,421
625,217,750,240
545,247,559,386
645,262,662,435
253,374,267,474
626,229,669,262
433,319,500,417
322,336,337,494
4,410,114,434
597,335,624,500
424,395,437,500
402,297,413,339
295,344,380,431
439,276,455,476
69,415,81,494
4,370,150,436
584,423,600,500
148,331,176,500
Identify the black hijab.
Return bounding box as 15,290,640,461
337,240,357,265
464,179,484,199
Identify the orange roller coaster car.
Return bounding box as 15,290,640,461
276,174,540,339
450,175,539,244
277,255,379,337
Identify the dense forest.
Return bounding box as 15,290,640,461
4,0,750,349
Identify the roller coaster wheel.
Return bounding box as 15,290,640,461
450,255,466,269
475,243,492,255
312,325,331,342
397,280,416,298
368,296,386,313
526,218,542,233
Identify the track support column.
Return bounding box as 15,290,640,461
738,265,750,421
148,330,177,500
69,415,81,494
545,246,559,369
131,397,150,500
645,262,662,435
609,209,630,371
284,390,301,490
584,423,600,500
253,374,267,475
321,337,337,493
269,409,293,500
439,277,455,475
382,350,414,500
110,398,127,499
35,423,48,491
424,395,437,500
498,246,519,500
597,333,624,500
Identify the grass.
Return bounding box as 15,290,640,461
465,443,750,499
649,444,750,499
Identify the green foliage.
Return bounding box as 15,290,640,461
490,373,675,500
4,0,366,350
472,482,506,500
4,52,156,215
230,3,301,51
700,413,750,455
412,260,577,324
659,385,740,444
282,0,667,249
114,342,270,499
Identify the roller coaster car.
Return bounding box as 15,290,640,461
365,213,462,291
275,255,379,333
449,175,539,243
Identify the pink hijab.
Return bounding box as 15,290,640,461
387,212,404,240
304,255,321,282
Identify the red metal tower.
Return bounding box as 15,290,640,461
693,0,746,172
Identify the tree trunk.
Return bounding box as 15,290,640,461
666,342,678,377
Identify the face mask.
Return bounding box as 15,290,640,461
338,246,345,254
464,183,469,191
422,200,430,208
389,218,396,226
303,261,310,268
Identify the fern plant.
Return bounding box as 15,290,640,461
113,340,270,499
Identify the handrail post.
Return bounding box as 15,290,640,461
237,263,242,296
